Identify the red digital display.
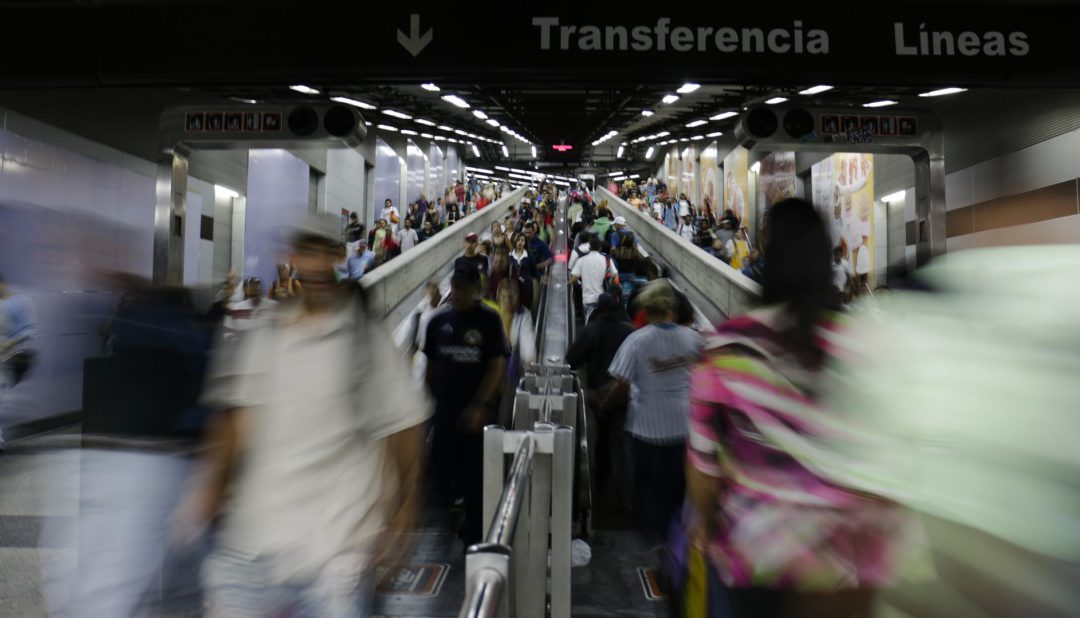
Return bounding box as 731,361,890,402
552,144,573,152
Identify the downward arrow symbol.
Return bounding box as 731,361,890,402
397,13,433,57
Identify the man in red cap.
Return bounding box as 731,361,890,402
454,232,489,282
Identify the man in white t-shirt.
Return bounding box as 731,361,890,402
182,213,430,617
396,217,420,254
569,237,618,322
380,199,401,233
832,246,855,302
854,234,871,292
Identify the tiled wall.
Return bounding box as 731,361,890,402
325,147,366,220
373,137,401,225
0,123,157,424
405,140,425,205
244,149,311,286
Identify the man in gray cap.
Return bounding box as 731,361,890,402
183,212,430,616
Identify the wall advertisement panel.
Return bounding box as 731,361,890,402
699,143,720,223
755,152,798,235
723,146,749,228
811,153,876,289
681,145,698,205
665,147,680,195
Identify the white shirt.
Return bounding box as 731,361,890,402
833,258,855,291
855,244,871,275
679,200,691,217
570,251,617,305
678,222,695,243
397,228,419,252
201,299,431,582
608,323,703,444
568,243,590,271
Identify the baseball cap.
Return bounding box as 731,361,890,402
613,216,627,226
465,232,479,243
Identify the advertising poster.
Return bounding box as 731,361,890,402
665,147,680,196
681,145,698,205
699,144,719,223
755,152,798,234
723,146,749,228
811,153,876,289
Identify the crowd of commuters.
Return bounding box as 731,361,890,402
20,169,1073,617
616,178,767,285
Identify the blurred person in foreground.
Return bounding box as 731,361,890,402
683,199,917,617
0,273,37,449
57,282,210,617
180,213,429,617
815,244,1080,616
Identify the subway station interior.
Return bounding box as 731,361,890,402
2,1,1080,617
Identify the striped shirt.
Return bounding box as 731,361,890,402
608,323,703,444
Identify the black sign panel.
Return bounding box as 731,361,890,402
10,2,1080,88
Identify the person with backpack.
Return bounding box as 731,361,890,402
181,212,429,615
570,236,620,322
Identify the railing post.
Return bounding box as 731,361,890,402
482,426,506,540
520,423,554,618
550,425,574,618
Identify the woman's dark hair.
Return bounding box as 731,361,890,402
761,198,833,366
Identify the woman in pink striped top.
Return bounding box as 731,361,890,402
685,199,912,618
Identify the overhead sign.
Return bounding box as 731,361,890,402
167,103,366,149
552,144,574,152
9,2,1080,88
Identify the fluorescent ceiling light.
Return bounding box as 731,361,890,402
472,144,480,157
613,176,627,182
863,100,898,108
495,166,511,171
685,119,707,128
655,131,670,138
421,83,440,91
486,119,500,127
377,124,398,132
662,94,680,104
382,109,411,120
641,110,654,117
750,161,761,173
289,84,320,95
710,111,738,121
214,185,240,199
799,85,833,95
502,145,509,157
617,146,624,158
437,125,453,132
441,94,470,108
531,145,537,158
676,83,701,94
706,131,723,138
690,135,704,140
679,137,689,142
765,97,788,105
433,135,445,141
400,129,418,135
330,96,375,110
919,87,967,97
420,133,434,138
881,190,907,204
628,174,640,179
229,97,258,105
472,110,488,120
454,129,468,135
414,118,436,126
607,171,624,176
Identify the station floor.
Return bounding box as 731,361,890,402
0,428,666,617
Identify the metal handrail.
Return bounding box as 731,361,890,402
459,568,505,618
486,435,535,546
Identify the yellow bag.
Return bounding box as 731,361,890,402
684,546,708,618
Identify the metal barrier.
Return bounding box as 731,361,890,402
459,422,574,618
